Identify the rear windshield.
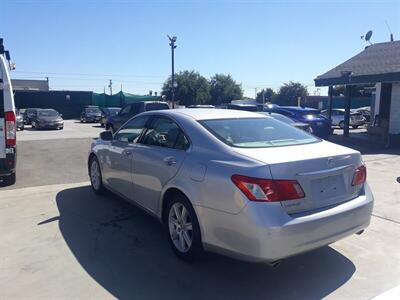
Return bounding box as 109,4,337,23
86,108,101,114
38,110,58,117
200,117,319,148
269,113,295,124
145,103,169,111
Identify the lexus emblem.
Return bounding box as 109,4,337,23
327,157,335,167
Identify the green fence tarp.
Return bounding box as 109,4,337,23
92,91,161,107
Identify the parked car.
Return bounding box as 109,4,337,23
88,109,373,263
259,112,312,133
267,106,331,139
227,103,258,111
99,107,121,127
32,109,64,130
106,101,169,133
80,106,102,123
24,108,40,125
0,47,17,185
16,110,24,131
321,109,366,129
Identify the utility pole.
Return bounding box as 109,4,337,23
262,89,265,105
168,35,177,108
108,79,113,95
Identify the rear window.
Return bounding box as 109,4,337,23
200,117,319,148
144,103,169,111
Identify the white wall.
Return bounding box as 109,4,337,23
389,82,400,134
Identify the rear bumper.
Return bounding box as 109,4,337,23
0,152,16,176
200,183,373,262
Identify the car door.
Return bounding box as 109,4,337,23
131,116,190,213
101,115,150,200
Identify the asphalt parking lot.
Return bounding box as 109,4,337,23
1,120,399,299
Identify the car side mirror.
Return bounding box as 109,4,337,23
100,131,113,141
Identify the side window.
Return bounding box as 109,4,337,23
130,103,141,115
141,117,189,150
114,116,149,143
119,105,131,116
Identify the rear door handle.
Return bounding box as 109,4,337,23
164,156,177,166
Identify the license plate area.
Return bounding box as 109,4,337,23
311,174,345,200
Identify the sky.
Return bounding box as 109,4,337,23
1,0,399,97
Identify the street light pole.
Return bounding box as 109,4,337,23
168,35,177,108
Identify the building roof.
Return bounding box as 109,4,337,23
315,40,400,86
11,79,49,91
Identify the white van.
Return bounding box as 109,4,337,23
0,39,16,185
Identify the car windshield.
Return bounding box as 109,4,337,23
38,110,58,117
200,117,319,148
86,108,101,114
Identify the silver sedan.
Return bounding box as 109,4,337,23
88,109,373,264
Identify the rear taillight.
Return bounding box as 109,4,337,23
231,174,305,202
352,165,366,186
5,111,16,146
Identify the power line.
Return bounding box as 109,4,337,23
13,70,166,78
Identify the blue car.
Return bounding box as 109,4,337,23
265,106,332,139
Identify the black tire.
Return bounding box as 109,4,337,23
2,173,16,186
164,193,202,261
339,121,344,129
89,156,106,194
352,125,359,129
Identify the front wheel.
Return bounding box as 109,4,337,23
352,125,359,129
339,121,344,129
89,156,106,194
165,194,202,261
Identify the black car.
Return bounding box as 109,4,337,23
32,109,64,130
99,107,121,127
80,106,102,123
106,101,169,133
24,108,40,125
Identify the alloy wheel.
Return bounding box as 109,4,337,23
168,203,193,253
90,159,101,190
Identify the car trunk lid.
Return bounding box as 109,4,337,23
233,141,363,214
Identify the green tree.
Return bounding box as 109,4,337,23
162,70,211,106
209,74,243,105
276,81,308,106
256,88,276,103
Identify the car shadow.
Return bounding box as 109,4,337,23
55,185,356,300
